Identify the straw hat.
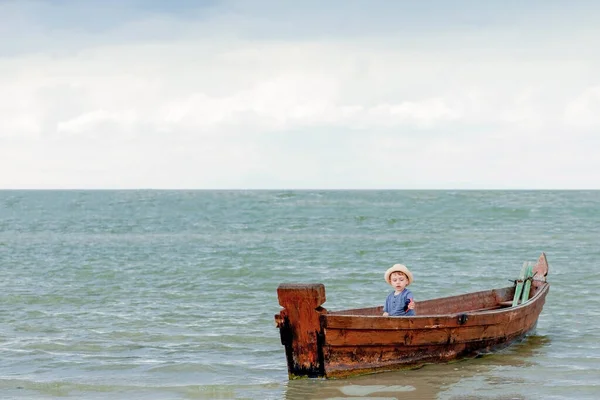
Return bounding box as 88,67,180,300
384,264,414,285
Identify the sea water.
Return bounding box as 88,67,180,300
1,190,599,399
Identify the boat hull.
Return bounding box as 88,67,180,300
275,253,550,379
322,284,548,378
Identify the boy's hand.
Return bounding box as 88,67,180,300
407,299,415,310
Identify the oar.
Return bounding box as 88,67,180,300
511,262,528,307
521,262,534,303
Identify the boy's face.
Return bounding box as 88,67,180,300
390,272,409,292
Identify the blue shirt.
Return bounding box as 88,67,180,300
384,289,415,316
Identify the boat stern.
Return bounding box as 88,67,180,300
274,283,327,378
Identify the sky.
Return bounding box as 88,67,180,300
1,0,599,189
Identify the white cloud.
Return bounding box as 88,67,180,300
56,109,139,136
1,3,600,188
564,85,600,129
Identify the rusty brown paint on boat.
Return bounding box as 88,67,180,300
274,253,550,379
275,283,328,378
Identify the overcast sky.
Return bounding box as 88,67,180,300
1,0,599,189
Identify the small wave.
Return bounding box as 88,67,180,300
147,362,220,373
274,192,296,199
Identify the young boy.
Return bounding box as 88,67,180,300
383,264,415,316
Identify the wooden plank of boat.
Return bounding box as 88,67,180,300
274,253,550,379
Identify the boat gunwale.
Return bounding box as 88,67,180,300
324,282,549,319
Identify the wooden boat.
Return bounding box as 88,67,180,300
274,253,550,379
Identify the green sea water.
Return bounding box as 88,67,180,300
1,190,599,399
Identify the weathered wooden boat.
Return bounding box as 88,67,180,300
274,253,550,379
